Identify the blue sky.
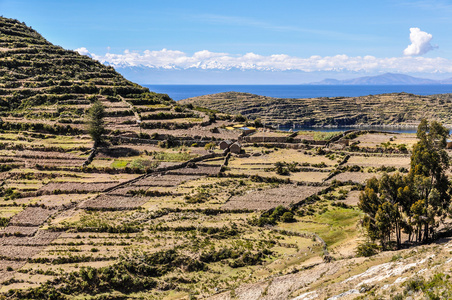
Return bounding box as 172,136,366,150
2,0,452,83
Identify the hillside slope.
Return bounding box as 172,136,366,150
2,17,452,300
0,18,154,104
208,238,452,299
180,91,452,127
0,17,169,131
0,17,239,140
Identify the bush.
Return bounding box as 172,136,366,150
184,191,210,204
356,241,380,257
228,251,266,268
280,212,295,223
404,276,425,292
234,114,246,122
397,144,407,152
204,142,215,150
0,217,9,227
1,187,21,200
249,205,295,226
138,132,150,139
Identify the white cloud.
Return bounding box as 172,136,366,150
403,27,437,56
75,47,91,56
75,48,452,74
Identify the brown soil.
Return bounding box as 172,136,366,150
9,207,57,227
0,226,38,236
25,159,84,167
8,150,85,160
0,230,61,246
327,172,379,184
345,155,410,168
0,245,45,260
78,194,149,210
39,182,119,193
223,185,325,210
342,190,361,206
166,165,221,176
20,194,92,208
133,174,202,187
0,261,27,282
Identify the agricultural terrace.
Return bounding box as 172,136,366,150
0,123,436,299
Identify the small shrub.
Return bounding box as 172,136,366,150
280,212,295,223
184,191,210,204
0,217,9,227
204,142,215,150
356,242,380,257
404,276,425,292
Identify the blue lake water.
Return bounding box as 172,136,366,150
143,84,452,101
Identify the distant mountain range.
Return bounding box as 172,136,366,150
309,73,452,85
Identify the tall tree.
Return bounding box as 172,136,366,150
410,119,450,241
86,100,105,147
359,119,451,249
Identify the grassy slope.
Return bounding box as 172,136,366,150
0,18,160,108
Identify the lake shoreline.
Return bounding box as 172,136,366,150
276,124,427,134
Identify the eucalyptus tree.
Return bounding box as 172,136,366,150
359,119,451,249
86,100,106,147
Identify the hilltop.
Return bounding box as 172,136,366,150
180,91,452,127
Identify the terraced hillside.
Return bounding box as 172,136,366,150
3,17,452,300
0,17,351,299
0,18,242,142
180,91,452,127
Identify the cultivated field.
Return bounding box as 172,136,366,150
0,126,427,298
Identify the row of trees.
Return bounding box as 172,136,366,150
359,119,451,249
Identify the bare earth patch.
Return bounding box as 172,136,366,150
79,194,149,210
0,230,61,246
223,185,325,210
24,194,95,208
0,226,38,236
39,181,119,193
166,165,221,176
25,158,84,168
345,155,410,168
9,207,57,226
0,261,27,282
327,172,379,184
0,245,45,260
342,190,361,206
133,174,202,187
